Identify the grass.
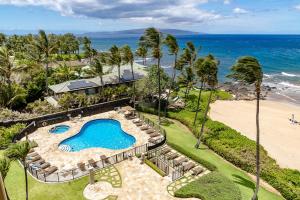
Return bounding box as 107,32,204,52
145,159,166,177
175,172,241,200
143,113,284,200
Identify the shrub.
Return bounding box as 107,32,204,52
26,99,59,115
0,123,26,149
175,172,242,200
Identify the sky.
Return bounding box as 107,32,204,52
0,0,300,34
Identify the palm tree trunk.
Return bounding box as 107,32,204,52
23,164,28,200
118,65,121,83
131,62,136,109
45,62,49,95
193,82,204,126
252,88,261,200
164,53,177,117
157,57,161,124
195,89,213,149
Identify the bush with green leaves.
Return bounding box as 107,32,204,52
0,108,37,122
175,172,242,200
26,99,59,115
0,123,26,149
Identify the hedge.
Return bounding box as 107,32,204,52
145,159,166,177
175,172,242,200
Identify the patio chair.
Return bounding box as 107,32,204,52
183,162,196,172
44,166,58,176
29,148,35,153
149,133,160,138
26,155,42,164
140,125,149,130
100,155,111,164
192,167,204,176
88,159,98,168
135,122,143,126
174,157,188,166
30,159,45,167
167,153,179,160
27,152,38,158
77,162,86,171
133,119,142,124
161,148,171,155
39,162,50,169
146,129,155,134
148,138,157,144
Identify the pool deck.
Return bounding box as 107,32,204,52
26,111,150,171
84,157,198,200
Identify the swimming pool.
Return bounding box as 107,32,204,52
59,119,136,152
49,125,70,134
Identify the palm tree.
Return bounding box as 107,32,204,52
195,55,218,149
122,45,136,108
53,63,75,82
5,141,31,200
0,157,10,200
227,56,263,200
108,45,122,83
34,30,56,95
163,34,179,116
192,57,206,126
135,45,148,65
0,83,27,109
0,47,14,86
140,27,163,123
86,58,105,89
179,42,198,97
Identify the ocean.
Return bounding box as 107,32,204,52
90,34,300,102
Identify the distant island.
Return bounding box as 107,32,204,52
80,28,200,38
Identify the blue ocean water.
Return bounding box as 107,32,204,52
91,34,300,100
59,119,136,152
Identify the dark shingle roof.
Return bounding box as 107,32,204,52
67,80,98,90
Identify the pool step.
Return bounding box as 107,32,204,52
59,145,71,152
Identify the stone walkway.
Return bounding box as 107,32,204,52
84,158,199,200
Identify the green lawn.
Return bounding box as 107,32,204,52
5,161,88,200
143,113,283,200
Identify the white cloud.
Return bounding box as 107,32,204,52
0,0,221,25
295,4,300,11
233,7,249,14
224,0,230,5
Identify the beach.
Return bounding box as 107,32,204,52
209,99,300,170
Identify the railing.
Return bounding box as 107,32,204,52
27,144,149,182
22,109,167,183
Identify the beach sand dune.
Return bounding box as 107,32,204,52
210,100,300,170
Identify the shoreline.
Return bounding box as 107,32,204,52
209,98,300,171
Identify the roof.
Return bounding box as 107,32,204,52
49,62,147,94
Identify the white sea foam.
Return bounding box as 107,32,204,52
279,81,300,89
281,72,298,77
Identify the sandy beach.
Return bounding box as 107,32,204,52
209,100,300,170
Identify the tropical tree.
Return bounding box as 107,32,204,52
192,57,206,126
52,63,76,83
82,37,93,62
139,27,163,123
178,42,199,97
0,33,6,46
163,34,179,116
122,45,136,107
86,58,105,88
0,83,27,109
5,141,31,200
195,55,218,149
135,45,148,65
0,157,10,200
108,45,122,83
227,56,263,200
34,30,57,95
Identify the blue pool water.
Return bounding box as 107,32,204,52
59,119,136,152
49,125,70,134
